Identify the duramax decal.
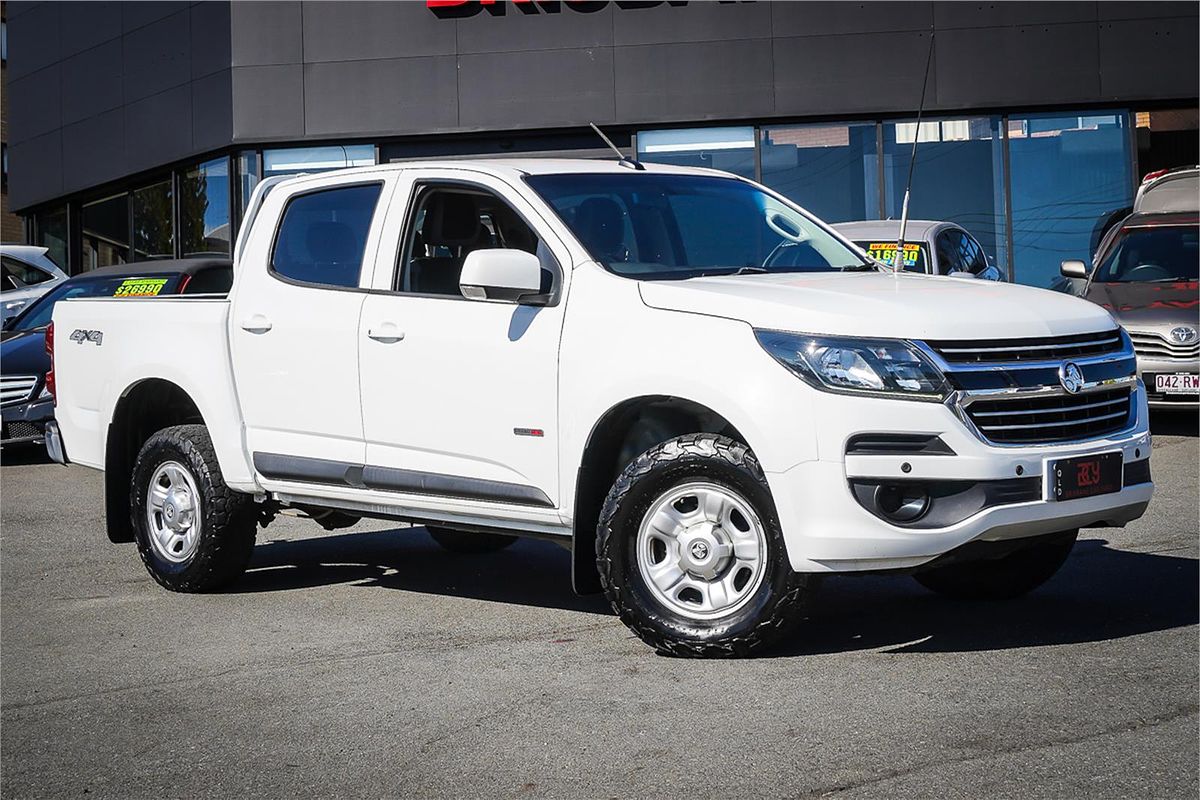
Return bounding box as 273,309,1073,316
113,278,169,297
69,329,104,346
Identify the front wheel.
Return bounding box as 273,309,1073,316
914,529,1078,600
597,434,811,657
130,425,258,592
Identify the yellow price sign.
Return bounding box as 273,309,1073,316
865,242,922,268
113,277,169,297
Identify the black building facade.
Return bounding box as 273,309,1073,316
6,0,1199,286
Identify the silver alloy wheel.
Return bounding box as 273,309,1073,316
636,481,768,620
146,460,202,564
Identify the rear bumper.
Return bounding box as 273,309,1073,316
44,420,68,465
1,397,54,445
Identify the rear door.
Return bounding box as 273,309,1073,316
229,173,392,470
357,169,569,508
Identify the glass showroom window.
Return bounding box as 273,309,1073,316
636,127,756,179
262,144,376,178
82,194,130,271
236,150,261,224
1008,112,1133,287
181,157,232,256
132,180,175,260
883,117,1008,275
34,206,68,273
761,122,879,223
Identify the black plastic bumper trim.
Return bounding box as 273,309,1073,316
850,476,1042,530
253,452,553,508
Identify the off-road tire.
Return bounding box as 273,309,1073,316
130,424,257,592
596,433,811,658
914,529,1079,600
427,526,517,553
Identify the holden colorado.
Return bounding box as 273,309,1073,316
47,160,1153,656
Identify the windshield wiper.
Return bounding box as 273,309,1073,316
838,263,878,272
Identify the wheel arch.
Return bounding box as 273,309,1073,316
570,394,749,594
103,378,208,543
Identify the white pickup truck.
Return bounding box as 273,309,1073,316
48,159,1153,657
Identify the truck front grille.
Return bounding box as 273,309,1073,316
964,387,1134,444
1,375,38,407
1127,330,1200,362
927,330,1123,364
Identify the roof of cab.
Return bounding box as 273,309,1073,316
831,220,948,240
269,157,738,191
71,257,232,280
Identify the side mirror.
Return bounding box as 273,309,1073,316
1060,259,1089,279
459,249,546,305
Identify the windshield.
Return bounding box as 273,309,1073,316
6,273,181,332
851,241,929,274
525,173,871,280
1093,224,1199,283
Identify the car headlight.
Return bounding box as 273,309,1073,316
755,330,949,401
38,385,53,400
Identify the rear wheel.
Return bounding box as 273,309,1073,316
597,434,811,658
130,425,257,592
427,526,517,554
914,529,1078,600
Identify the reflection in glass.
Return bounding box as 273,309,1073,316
133,180,174,260
82,194,130,270
263,144,375,177
1008,112,1133,287
883,117,1007,274
761,123,879,223
237,150,261,224
181,157,231,255
35,206,69,273
636,127,756,179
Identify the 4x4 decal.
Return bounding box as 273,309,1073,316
69,329,104,346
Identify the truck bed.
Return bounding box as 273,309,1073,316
51,296,255,488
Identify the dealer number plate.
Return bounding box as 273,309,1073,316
1048,451,1123,502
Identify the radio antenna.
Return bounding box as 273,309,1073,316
893,30,935,279
590,122,645,171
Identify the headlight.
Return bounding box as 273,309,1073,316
755,330,949,401
38,385,53,400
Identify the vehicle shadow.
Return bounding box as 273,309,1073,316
0,444,52,467
1151,411,1198,437
775,538,1198,657
239,531,1197,654
239,528,612,616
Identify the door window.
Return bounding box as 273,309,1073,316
399,186,548,297
271,184,382,288
934,230,964,274
1,257,54,290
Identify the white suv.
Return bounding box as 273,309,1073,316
47,160,1152,656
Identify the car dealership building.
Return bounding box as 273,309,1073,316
5,0,1198,287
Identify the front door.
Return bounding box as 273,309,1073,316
358,172,567,508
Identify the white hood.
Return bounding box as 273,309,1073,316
638,271,1117,340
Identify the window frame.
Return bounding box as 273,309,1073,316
391,179,562,305
267,180,386,293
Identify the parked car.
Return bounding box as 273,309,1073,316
48,161,1151,657
1062,168,1199,409
1133,165,1199,214
1,258,231,446
1,245,68,325
832,220,1005,280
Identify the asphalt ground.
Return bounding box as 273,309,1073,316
2,414,1197,799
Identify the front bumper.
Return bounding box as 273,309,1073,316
1135,355,1199,409
1,396,54,445
767,385,1153,573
